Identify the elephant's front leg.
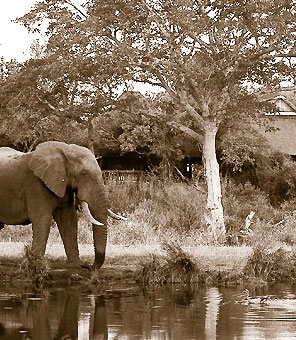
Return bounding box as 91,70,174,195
53,205,80,268
31,215,52,256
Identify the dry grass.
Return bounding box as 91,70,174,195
0,241,252,275
1,178,296,283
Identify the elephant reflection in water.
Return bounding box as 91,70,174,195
53,291,79,340
2,290,108,340
91,297,108,339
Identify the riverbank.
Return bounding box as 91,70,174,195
0,241,286,287
2,178,296,288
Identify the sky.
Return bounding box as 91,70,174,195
0,1,39,61
0,1,160,94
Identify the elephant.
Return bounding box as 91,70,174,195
0,141,109,270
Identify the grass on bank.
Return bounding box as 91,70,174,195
1,177,296,283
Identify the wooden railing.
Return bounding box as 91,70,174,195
102,170,145,182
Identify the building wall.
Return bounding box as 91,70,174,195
276,98,295,112
263,116,296,155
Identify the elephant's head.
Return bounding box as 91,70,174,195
28,141,108,269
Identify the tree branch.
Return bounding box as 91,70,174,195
64,0,87,20
36,94,64,117
140,0,171,41
169,121,203,143
130,77,163,87
154,70,178,99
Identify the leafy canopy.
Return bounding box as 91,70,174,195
16,0,296,142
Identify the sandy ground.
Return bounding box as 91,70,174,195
0,241,253,271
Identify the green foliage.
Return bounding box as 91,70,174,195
95,92,197,176
106,176,154,213
1,177,296,253
10,0,296,237
226,151,296,206
118,93,186,163
244,210,296,249
16,0,296,154
0,59,89,149
218,117,271,172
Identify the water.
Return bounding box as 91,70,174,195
0,284,296,339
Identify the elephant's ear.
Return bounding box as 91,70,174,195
28,142,68,198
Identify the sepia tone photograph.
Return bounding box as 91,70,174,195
1,0,296,339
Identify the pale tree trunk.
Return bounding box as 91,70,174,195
202,121,225,240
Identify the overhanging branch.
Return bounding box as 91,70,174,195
64,0,87,20
170,121,203,143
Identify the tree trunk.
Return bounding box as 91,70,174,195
202,121,225,240
87,117,95,154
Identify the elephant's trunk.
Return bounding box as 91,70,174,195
81,201,108,270
93,223,107,269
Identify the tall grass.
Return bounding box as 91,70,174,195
138,242,200,285
107,177,207,246
1,176,296,254
20,245,50,291
245,246,296,282
1,176,296,283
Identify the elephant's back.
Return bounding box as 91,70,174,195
0,148,24,164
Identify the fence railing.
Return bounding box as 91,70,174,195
102,170,145,182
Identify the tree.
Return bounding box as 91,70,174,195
0,58,88,150
18,0,296,238
116,92,189,177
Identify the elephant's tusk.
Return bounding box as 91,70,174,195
107,209,128,221
81,201,104,226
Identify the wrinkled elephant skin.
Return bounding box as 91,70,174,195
0,141,108,270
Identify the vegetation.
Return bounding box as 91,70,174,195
1,175,296,284
245,246,296,283
11,0,296,237
1,1,296,285
20,245,50,291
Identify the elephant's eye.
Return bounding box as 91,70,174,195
81,170,88,176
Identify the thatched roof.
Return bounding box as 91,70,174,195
257,87,296,155
259,86,296,108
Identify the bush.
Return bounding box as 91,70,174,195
255,153,296,205
20,245,49,291
105,176,154,213
245,246,296,282
245,210,296,249
223,181,278,236
107,177,207,245
229,152,296,206
137,242,204,285
2,174,296,253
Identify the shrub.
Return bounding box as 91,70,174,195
230,152,296,206
105,176,154,213
222,181,278,239
20,245,49,291
246,211,296,249
244,246,296,282
255,153,296,205
0,225,32,242
145,181,205,233
137,242,205,285
107,177,206,245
